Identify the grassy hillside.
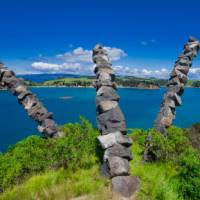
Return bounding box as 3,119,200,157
26,76,164,88
1,75,200,89
0,118,200,200
27,76,200,88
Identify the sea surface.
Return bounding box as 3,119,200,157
0,87,200,152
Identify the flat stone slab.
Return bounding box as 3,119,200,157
98,133,117,149
112,176,140,198
98,131,132,149
104,144,132,161
97,86,119,101
99,100,118,112
108,156,130,177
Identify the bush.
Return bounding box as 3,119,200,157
185,123,200,152
141,126,200,199
177,148,200,200
145,126,188,162
0,117,99,192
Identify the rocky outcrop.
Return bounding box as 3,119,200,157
93,44,139,198
154,37,200,133
0,62,62,137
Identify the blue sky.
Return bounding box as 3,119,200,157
1,0,200,78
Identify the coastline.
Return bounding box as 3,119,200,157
29,85,161,90
1,85,200,91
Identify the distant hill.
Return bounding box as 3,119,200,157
4,73,200,89
16,73,86,83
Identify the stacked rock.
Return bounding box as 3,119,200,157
93,44,139,197
154,37,200,133
0,62,62,137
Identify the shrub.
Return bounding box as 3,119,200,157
0,117,99,192
145,126,188,162
141,126,200,199
185,123,200,152
177,148,200,200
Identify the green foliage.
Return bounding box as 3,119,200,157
177,148,200,200
146,127,188,161
42,77,93,87
116,77,161,88
1,121,200,200
130,129,182,200
138,127,200,200
185,123,200,151
0,117,99,192
191,80,200,87
24,76,167,88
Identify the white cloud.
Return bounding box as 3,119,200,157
31,62,93,74
104,47,127,61
56,47,92,63
31,61,171,78
56,46,127,63
30,60,200,79
31,46,127,74
113,66,169,78
30,45,200,79
189,68,200,79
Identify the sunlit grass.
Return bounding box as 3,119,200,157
0,166,110,200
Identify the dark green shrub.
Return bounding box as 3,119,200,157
177,148,200,200
143,126,200,199
146,126,188,161
185,123,200,152
0,117,99,192
130,128,148,147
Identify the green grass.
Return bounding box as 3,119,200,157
0,166,110,200
130,142,182,200
43,77,93,86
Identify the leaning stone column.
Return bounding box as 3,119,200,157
0,62,62,137
154,37,200,133
93,44,139,198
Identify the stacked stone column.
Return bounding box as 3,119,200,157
0,62,62,137
93,44,139,197
154,37,200,133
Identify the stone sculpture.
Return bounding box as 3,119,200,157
0,62,62,137
154,37,200,133
93,44,139,197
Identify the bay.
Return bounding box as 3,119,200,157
0,87,200,152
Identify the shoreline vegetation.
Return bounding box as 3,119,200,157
1,75,200,90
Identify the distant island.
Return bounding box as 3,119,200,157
1,74,200,90
23,76,200,89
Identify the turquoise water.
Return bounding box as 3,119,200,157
0,87,200,152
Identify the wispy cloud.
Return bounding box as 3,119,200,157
141,39,156,46
141,41,148,46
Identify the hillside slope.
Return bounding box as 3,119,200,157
0,119,200,200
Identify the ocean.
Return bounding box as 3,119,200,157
0,87,200,152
